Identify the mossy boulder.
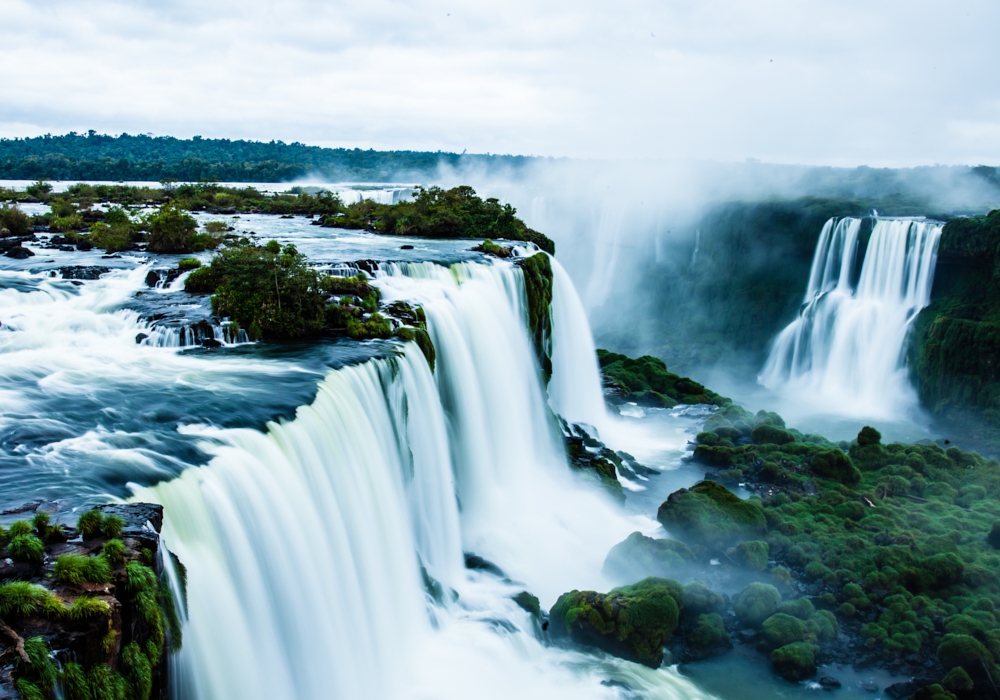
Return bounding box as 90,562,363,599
734,582,782,627
597,350,727,408
751,424,795,446
520,253,553,382
937,633,992,672
657,481,767,547
682,581,726,617
811,449,861,484
778,598,815,621
770,642,819,681
549,577,682,667
912,685,958,700
602,532,695,580
686,613,732,660
761,613,806,649
850,426,890,470
732,540,769,571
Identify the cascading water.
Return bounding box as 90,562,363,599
136,258,713,700
759,217,942,418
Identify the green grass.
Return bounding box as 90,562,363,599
54,554,112,585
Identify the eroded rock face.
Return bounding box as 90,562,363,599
0,503,181,699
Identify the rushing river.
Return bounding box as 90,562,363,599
0,209,903,699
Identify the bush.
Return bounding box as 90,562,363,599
7,534,44,563
88,222,133,252
193,240,326,340
8,521,31,538
54,554,111,585
146,205,197,253
77,510,104,539
811,449,861,484
751,424,795,446
734,582,782,627
688,613,731,656
101,514,125,539
0,203,32,237
177,257,201,271
346,313,392,341
858,426,882,446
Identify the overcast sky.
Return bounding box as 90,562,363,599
2,0,998,166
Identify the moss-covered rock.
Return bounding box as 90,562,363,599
657,480,767,547
602,532,695,580
597,350,728,408
686,613,732,660
732,540,769,571
811,449,861,484
682,581,726,617
770,642,818,681
778,598,815,621
734,582,782,627
937,633,992,672
751,424,795,446
519,253,553,382
549,577,682,667
761,613,806,649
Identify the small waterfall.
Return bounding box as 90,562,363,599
759,217,942,417
136,259,712,700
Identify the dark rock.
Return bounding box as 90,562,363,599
885,681,919,699
5,246,34,259
738,628,759,644
1,500,42,514
401,244,414,250
819,676,841,689
58,266,110,280
95,502,164,534
145,270,161,287
464,553,506,578
200,338,223,348
856,680,879,692
76,240,93,251
136,333,149,344
355,259,379,275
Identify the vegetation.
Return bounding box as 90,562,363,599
146,206,199,253
549,577,683,667
0,203,32,236
54,554,112,585
597,349,729,408
0,131,538,182
657,480,767,547
520,253,554,380
185,240,326,340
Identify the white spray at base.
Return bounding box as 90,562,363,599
759,217,942,418
138,258,715,700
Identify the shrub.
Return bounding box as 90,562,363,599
177,257,201,271
146,205,197,253
688,613,730,654
88,222,133,252
734,582,782,627
54,554,111,585
0,203,32,236
858,426,882,446
8,534,44,563
8,521,31,538
346,313,392,341
103,539,127,566
31,513,49,534
838,602,856,617
77,510,104,539
101,514,125,539
751,424,795,445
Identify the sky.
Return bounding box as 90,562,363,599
1,0,999,166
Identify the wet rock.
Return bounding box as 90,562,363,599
857,680,879,692
885,681,920,699
58,266,110,280
76,239,93,251
819,676,841,689
1,500,42,515
738,628,759,644
145,270,161,287
200,338,223,348
5,246,34,259
464,553,506,578
135,333,149,344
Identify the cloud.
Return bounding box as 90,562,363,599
1,0,998,165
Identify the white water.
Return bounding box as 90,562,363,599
759,217,942,419
137,258,714,700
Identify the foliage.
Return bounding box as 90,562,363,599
7,534,44,563
145,205,198,253
187,240,326,340
177,257,201,271
0,203,32,236
732,540,770,571
103,538,128,565
733,582,782,627
101,514,125,539
520,253,554,381
346,312,393,341
770,642,818,680
77,510,104,539
0,582,63,618
549,577,682,667
512,591,541,618
473,238,512,258
54,554,112,585
761,613,806,649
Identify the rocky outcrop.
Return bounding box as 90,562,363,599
0,503,181,700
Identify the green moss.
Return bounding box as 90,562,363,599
770,642,818,681
778,598,815,620
987,522,1000,549
762,613,806,648
603,531,695,579
682,581,726,616
937,633,992,671
473,239,512,258
598,350,726,408
549,577,682,667
657,480,767,546
805,610,838,643
838,602,856,618
7,534,44,563
943,665,974,692
732,540,769,571
912,685,957,700
513,591,541,618
751,424,795,446
811,449,861,484
77,510,104,539
121,642,153,700
177,257,201,271
734,582,782,627
346,312,393,340
520,253,553,382
688,613,730,653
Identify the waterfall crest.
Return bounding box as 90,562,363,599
137,259,710,700
759,217,942,418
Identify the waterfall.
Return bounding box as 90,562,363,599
759,217,942,418
136,258,712,700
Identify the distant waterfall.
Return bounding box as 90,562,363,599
139,259,710,700
759,217,942,417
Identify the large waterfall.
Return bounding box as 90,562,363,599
137,258,711,700
759,217,942,418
